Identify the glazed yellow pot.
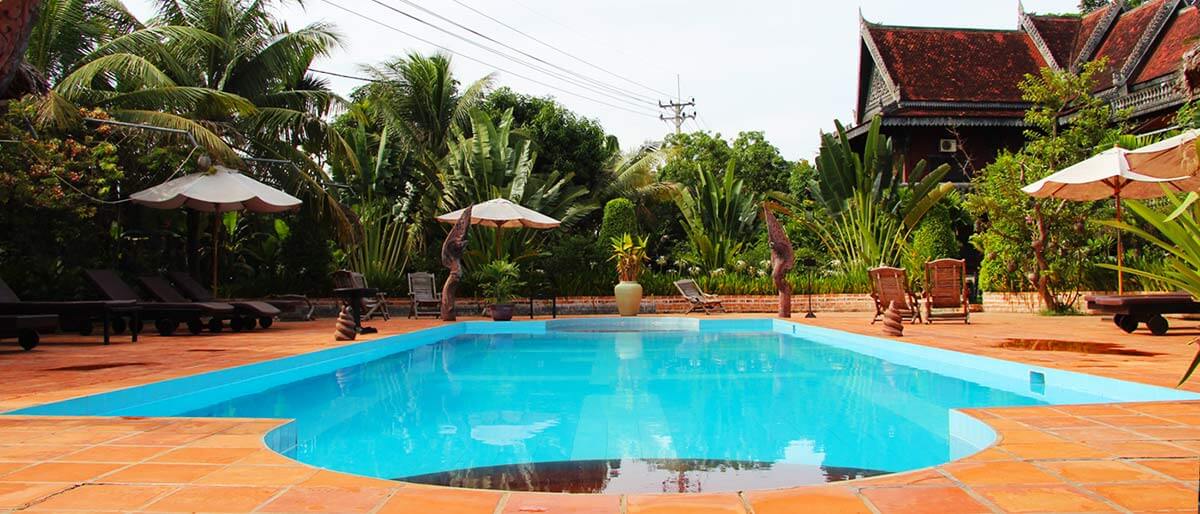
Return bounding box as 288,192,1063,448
614,281,643,317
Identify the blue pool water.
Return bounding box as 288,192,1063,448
13,319,1198,493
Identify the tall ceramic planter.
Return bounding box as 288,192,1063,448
614,281,643,316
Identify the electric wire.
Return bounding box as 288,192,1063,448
449,0,673,101
365,0,655,111
310,68,380,82
397,0,657,104
317,0,659,118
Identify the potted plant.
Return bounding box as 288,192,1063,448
477,259,523,321
610,233,649,316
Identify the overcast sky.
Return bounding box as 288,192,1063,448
123,0,1080,161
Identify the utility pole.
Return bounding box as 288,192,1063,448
659,75,696,135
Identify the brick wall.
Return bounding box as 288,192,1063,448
295,292,1113,320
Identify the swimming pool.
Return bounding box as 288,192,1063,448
13,318,1197,493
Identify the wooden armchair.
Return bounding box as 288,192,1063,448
868,266,921,324
406,272,441,319
923,258,969,324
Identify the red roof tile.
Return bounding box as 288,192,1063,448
1028,15,1082,67
867,26,1047,102
893,108,1027,119
1074,7,1112,62
1092,0,1166,90
1134,6,1200,84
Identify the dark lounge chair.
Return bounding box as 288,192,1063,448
0,277,139,344
923,259,970,324
0,314,58,351
407,272,441,319
166,271,314,322
139,276,279,331
1086,293,1200,336
86,270,234,336
674,279,725,314
868,266,921,324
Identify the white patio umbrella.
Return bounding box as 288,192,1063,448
1125,129,1200,179
130,164,302,292
436,198,560,257
1023,147,1200,294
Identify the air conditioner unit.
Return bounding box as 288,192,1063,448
939,139,957,153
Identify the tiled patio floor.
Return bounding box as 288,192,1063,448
0,312,1197,513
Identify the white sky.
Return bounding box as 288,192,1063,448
122,0,1080,161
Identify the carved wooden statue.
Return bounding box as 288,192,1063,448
765,206,795,318
440,205,473,321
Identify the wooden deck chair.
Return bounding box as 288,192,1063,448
674,279,725,315
868,266,921,324
923,258,969,324
332,270,390,322
407,272,441,319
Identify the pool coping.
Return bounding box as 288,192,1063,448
0,317,1197,512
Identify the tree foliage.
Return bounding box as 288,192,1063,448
967,60,1121,310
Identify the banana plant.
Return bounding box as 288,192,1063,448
809,116,953,272
674,161,760,271
1098,190,1200,384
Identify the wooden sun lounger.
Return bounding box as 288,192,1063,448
869,266,921,324
86,270,234,336
923,259,970,324
0,277,139,344
0,314,58,350
674,279,725,314
139,276,279,331
167,271,313,322
1085,293,1200,336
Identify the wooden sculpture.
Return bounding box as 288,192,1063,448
440,205,473,321
882,301,904,337
765,206,795,318
334,306,357,341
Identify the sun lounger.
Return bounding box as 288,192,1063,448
869,266,921,324
923,259,970,324
1085,293,1200,336
0,277,139,344
86,270,234,336
407,272,441,319
139,276,278,331
674,279,725,314
166,271,313,322
0,314,58,350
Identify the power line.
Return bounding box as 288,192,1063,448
390,0,655,105
367,0,656,111
316,1,659,119
310,68,379,82
447,0,671,101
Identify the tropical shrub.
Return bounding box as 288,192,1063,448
674,162,760,271
345,205,408,293
807,116,952,277
610,234,648,282
476,259,523,305
598,198,638,245
967,61,1121,311
1101,192,1200,384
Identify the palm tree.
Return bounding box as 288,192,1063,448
40,0,353,236
25,0,140,85
362,52,492,176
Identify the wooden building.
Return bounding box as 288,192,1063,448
851,0,1200,182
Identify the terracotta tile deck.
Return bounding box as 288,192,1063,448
0,312,1197,513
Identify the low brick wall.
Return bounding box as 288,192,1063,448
297,291,1117,319
981,291,1116,314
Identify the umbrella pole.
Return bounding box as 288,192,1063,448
1115,191,1124,295
212,213,220,296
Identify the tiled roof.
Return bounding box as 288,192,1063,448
1074,6,1112,62
892,108,1027,119
1091,0,1165,90
1134,6,1200,84
866,26,1047,102
1027,15,1082,67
